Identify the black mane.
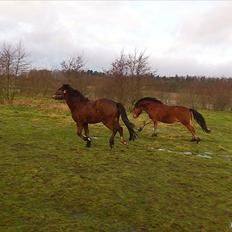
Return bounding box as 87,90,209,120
135,97,163,107
64,84,89,101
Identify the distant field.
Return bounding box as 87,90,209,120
0,99,232,232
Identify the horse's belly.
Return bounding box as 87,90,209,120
88,119,101,124
71,112,100,124
158,115,178,124
84,114,101,123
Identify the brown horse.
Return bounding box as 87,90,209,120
132,97,211,142
53,84,136,148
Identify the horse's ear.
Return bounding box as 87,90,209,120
131,99,137,107
63,84,70,88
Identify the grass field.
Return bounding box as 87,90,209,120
0,98,232,232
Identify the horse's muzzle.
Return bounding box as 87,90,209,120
52,94,63,100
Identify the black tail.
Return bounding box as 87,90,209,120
117,103,137,140
190,109,211,133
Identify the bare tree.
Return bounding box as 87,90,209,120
126,50,151,103
110,51,128,76
0,41,29,102
107,50,152,104
109,49,151,77
60,55,85,73
14,41,29,76
128,50,152,103
106,51,128,103
127,50,151,76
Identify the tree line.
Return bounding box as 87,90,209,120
0,42,232,111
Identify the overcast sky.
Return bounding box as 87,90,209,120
0,1,232,77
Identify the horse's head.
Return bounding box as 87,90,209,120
132,106,142,118
52,84,70,100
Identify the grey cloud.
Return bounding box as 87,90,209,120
0,1,232,76
151,55,232,77
179,2,232,46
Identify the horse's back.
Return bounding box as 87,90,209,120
94,98,119,118
74,99,118,124
169,105,189,112
169,105,191,122
152,104,191,123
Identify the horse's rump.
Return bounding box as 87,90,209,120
95,98,119,117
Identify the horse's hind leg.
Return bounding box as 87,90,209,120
116,123,127,145
113,115,127,145
103,117,127,148
151,121,158,137
110,129,118,148
182,121,200,143
102,120,117,148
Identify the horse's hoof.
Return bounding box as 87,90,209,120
121,140,128,145
109,141,114,148
151,133,157,137
86,141,91,147
137,127,143,132
191,138,201,143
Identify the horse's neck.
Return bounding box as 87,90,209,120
143,102,161,115
65,95,86,113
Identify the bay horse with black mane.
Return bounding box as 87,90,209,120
53,84,136,148
132,97,211,143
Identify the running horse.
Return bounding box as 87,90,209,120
53,84,137,148
132,97,211,142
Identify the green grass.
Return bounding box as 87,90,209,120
0,101,232,232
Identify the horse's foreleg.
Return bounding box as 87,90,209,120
77,124,83,138
138,120,153,132
151,121,158,137
77,124,91,147
83,124,91,147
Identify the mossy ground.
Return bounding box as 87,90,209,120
0,100,232,232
